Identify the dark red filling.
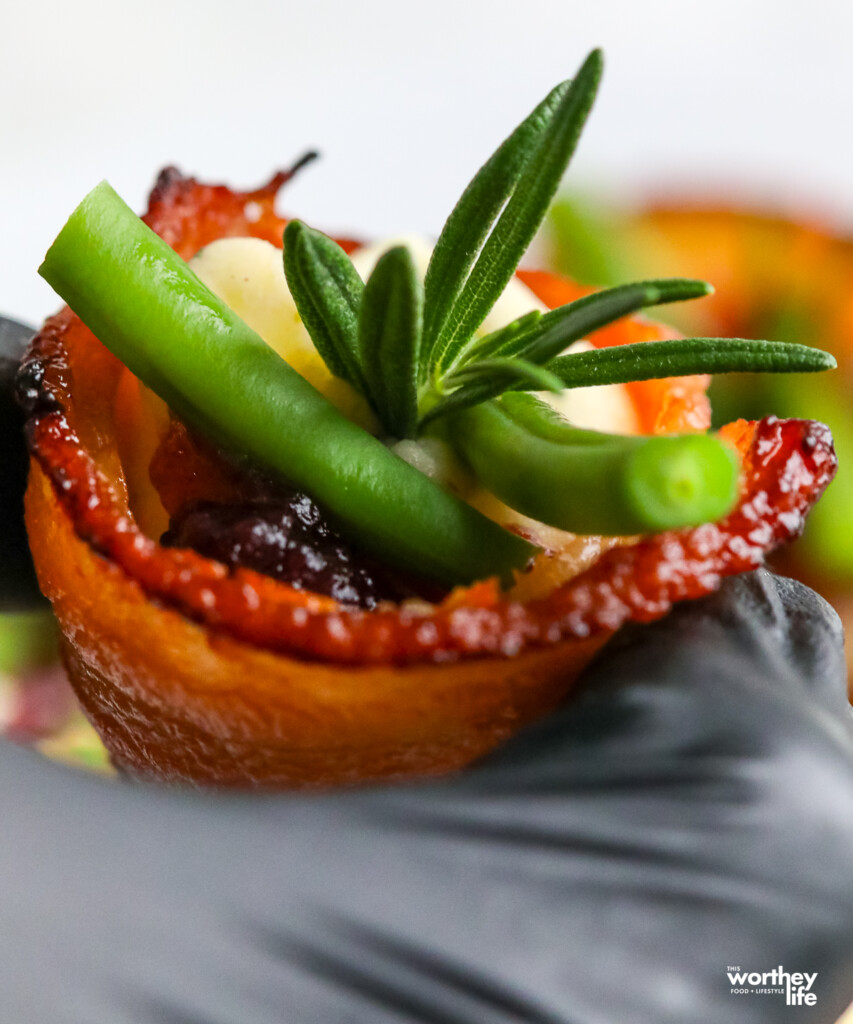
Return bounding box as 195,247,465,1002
161,495,434,609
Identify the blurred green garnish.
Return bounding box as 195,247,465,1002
0,611,58,676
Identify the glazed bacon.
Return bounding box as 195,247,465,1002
141,155,347,260
21,171,837,667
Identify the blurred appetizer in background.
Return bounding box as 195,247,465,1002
544,193,853,678
5,51,843,784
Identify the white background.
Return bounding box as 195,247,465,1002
3,0,853,323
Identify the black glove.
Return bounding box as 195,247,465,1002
0,570,851,1024
0,315,42,609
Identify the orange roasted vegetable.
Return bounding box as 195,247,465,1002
20,172,837,787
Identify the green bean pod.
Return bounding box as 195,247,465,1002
39,182,535,587
448,393,740,536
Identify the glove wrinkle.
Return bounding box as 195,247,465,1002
252,913,570,1024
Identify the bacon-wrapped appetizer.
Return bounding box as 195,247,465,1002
21,51,837,786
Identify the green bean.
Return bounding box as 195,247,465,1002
39,182,536,587
448,393,740,535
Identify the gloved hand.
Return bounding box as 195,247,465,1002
0,570,850,1023
1,319,852,1023
0,315,42,609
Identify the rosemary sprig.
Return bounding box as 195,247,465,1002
277,48,836,536
284,51,834,446
419,278,715,424
283,220,367,396
358,245,423,438
420,335,836,427
508,279,712,366
447,357,564,395
422,51,603,380
545,337,836,390
456,279,711,368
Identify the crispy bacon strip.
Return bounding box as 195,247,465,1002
143,159,359,259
